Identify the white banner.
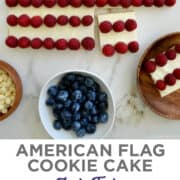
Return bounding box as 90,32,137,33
0,140,179,180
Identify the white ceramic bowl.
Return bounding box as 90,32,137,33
39,70,115,139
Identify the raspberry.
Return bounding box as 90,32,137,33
102,44,115,57
125,19,137,31
18,37,30,48
156,80,166,90
7,15,18,26
68,38,80,50
57,0,69,7
165,49,176,60
165,0,176,6
5,0,18,7
155,53,167,66
175,44,180,53
69,16,81,27
115,42,128,54
18,14,30,27
173,69,180,79
19,0,31,7
128,41,139,52
143,60,156,73
44,15,56,27
44,0,56,7
5,36,18,48
96,0,107,6
99,21,112,33
132,0,143,6
81,37,95,50
120,0,131,7
154,0,165,7
56,39,68,50
113,20,124,32
82,15,93,26
70,0,82,7
57,15,69,25
108,0,120,6
164,74,176,86
31,38,42,49
32,0,43,7
143,0,154,6
43,38,55,49
83,0,95,7
31,16,43,28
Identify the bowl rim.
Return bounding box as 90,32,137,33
0,60,23,121
39,69,116,139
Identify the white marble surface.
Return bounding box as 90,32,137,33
1,1,180,139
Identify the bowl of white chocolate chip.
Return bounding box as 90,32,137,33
0,60,22,121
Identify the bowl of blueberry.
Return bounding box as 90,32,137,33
39,70,115,139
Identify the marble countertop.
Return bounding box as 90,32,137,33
1,1,180,139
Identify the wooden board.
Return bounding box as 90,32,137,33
137,32,180,120
0,60,23,121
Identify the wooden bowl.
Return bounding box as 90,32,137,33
0,60,23,121
137,32,180,120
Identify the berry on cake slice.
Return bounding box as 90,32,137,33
102,44,115,57
99,21,112,33
32,0,43,7
120,0,132,8
70,0,82,7
175,44,180,53
19,0,31,7
96,0,107,6
165,0,176,6
164,73,176,86
173,69,180,79
113,20,125,32
31,16,43,28
56,39,68,50
108,0,120,7
115,42,128,54
155,53,167,66
44,14,56,27
132,0,143,6
43,38,55,49
165,49,176,60
18,14,30,27
128,41,139,52
69,16,81,27
156,80,166,91
81,37,95,50
31,38,43,49
57,15,69,25
57,0,69,7
154,0,165,7
143,60,157,73
18,37,30,48
7,15,18,26
44,0,56,7
143,0,154,6
6,0,18,7
83,0,95,7
6,36,18,48
68,38,80,50
82,15,93,26
125,19,137,31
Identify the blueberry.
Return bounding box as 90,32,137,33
99,112,108,123
81,117,89,127
72,121,81,131
58,83,66,90
61,110,72,121
98,92,108,102
85,77,94,87
81,110,89,117
79,95,86,103
79,85,88,94
71,102,81,113
91,106,98,115
65,73,76,82
47,86,58,97
76,128,86,137
61,119,72,130
71,90,82,101
53,120,61,130
72,81,80,90
72,112,81,121
87,90,96,101
61,77,71,87
76,75,84,83
98,102,108,112
46,98,55,106
56,90,69,102
91,115,99,124
64,100,72,108
52,108,61,118
54,103,63,110
84,101,94,111
90,82,100,92
86,123,96,134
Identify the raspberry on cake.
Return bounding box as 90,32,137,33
143,45,180,97
98,12,138,56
